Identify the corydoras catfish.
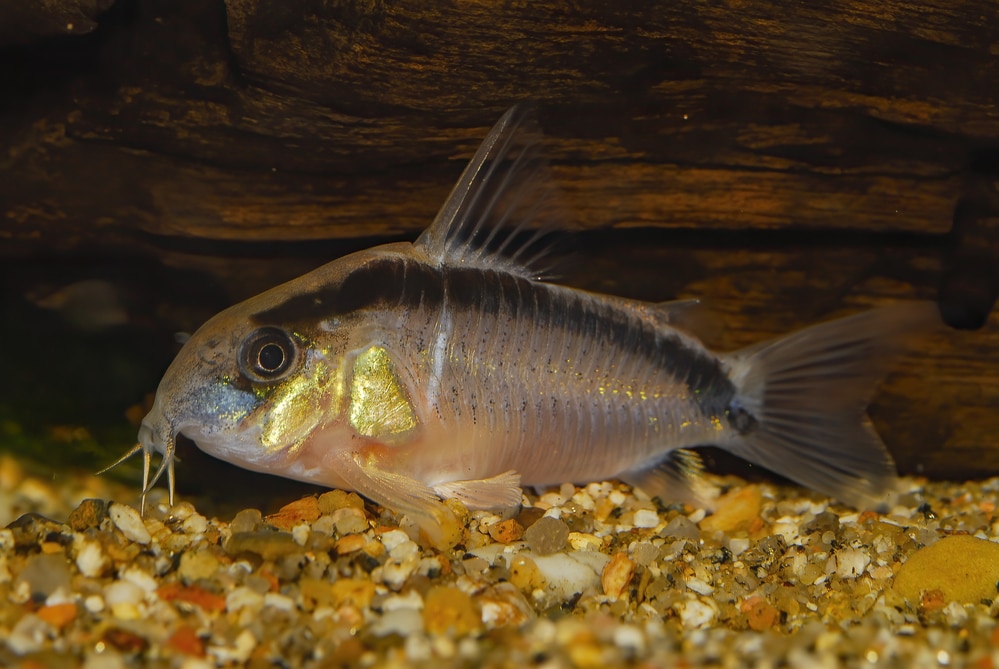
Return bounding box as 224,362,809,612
108,106,937,548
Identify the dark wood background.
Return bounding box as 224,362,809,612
2,0,998,483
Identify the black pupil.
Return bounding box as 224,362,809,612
257,342,286,372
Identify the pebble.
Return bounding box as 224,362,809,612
108,503,151,544
601,552,635,599
424,586,481,635
700,486,762,533
678,598,718,628
5,448,999,668
524,516,570,555
893,534,999,605
633,508,660,529
177,550,220,582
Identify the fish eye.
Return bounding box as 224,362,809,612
240,327,297,381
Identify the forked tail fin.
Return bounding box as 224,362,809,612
720,302,940,509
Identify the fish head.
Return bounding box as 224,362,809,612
133,258,380,502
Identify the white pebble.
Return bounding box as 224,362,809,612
612,624,647,656
380,529,411,552
678,597,717,628
208,629,257,664
943,601,969,627
104,580,144,607
369,608,424,637
530,550,610,601
609,490,627,506
84,595,105,613
264,592,296,611
832,547,870,579
75,539,109,578
226,586,265,613
380,557,418,590
6,613,48,654
685,578,715,596
728,537,750,556
686,508,706,523
109,503,151,544
383,589,424,611
633,509,660,529
404,634,433,662
291,523,310,546
181,513,209,536
121,567,157,593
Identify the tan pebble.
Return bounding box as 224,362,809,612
39,542,63,555
178,550,220,582
335,534,367,555
601,552,635,599
594,497,616,523
699,485,762,533
487,518,524,544
109,503,151,545
363,539,386,558
567,532,602,552
332,508,369,535
68,499,108,532
317,489,366,514
300,577,333,609
423,586,481,635
893,534,999,605
740,596,779,631
509,555,546,592
266,496,321,530
330,578,376,609
477,583,535,628
567,639,604,668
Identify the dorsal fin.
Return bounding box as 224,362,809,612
415,104,564,279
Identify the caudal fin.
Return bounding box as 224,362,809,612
720,302,940,509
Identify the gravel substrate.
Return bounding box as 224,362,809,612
2,452,999,668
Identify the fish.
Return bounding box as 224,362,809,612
106,105,938,548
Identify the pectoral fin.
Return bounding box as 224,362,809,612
332,447,462,550
432,470,523,511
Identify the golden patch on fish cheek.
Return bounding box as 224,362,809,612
348,345,418,445
253,354,340,454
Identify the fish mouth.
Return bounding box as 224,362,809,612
134,404,187,514
97,409,179,515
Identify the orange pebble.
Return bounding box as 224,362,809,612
37,603,77,629
166,625,205,657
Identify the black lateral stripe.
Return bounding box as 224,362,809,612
250,257,444,324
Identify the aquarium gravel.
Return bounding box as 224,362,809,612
1,453,999,669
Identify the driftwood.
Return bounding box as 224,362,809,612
2,0,998,480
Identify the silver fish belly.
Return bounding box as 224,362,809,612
107,105,938,548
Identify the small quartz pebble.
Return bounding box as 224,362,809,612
633,508,660,529
893,535,999,605
108,503,151,544
524,516,570,555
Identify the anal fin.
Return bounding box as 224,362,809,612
619,449,716,509
432,471,523,511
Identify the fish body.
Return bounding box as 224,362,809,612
123,106,937,547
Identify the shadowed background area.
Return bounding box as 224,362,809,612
1,0,998,513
